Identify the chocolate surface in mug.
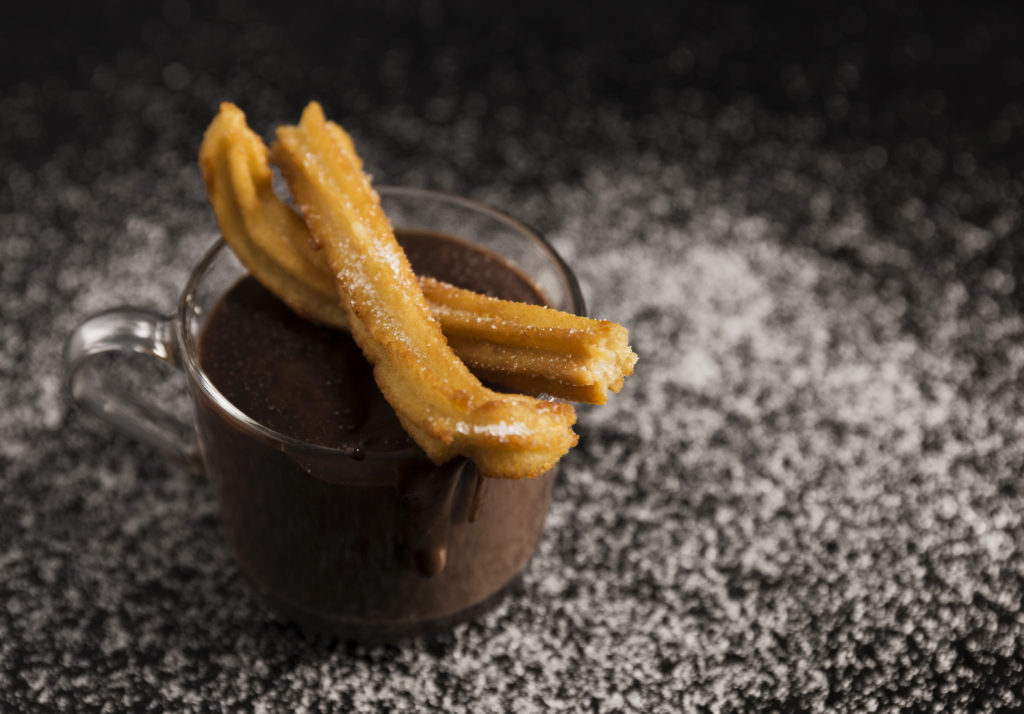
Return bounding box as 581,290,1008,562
192,228,555,638
198,228,548,451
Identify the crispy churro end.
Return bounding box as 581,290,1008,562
298,100,327,129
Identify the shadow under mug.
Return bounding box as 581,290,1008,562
64,186,585,640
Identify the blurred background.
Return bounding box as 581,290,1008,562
5,0,1024,313
4,1,1024,710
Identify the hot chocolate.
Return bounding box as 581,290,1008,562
193,228,557,639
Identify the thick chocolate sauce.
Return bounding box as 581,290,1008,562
193,229,556,639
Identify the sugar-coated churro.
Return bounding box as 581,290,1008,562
198,103,636,404
422,277,636,404
198,104,345,328
272,102,578,478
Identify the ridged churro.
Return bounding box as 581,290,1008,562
198,104,345,328
198,103,636,404
423,277,635,404
272,102,578,479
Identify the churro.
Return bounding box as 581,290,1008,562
272,102,578,478
199,104,347,329
198,104,636,403
423,277,635,404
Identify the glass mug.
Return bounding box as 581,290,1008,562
64,187,584,641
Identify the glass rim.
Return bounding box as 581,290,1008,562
176,185,585,463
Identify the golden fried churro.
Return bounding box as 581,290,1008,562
199,104,346,329
272,102,578,479
198,103,636,404
422,277,636,404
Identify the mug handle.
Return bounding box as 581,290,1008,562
63,306,203,471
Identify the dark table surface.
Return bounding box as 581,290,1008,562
4,1,1024,711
